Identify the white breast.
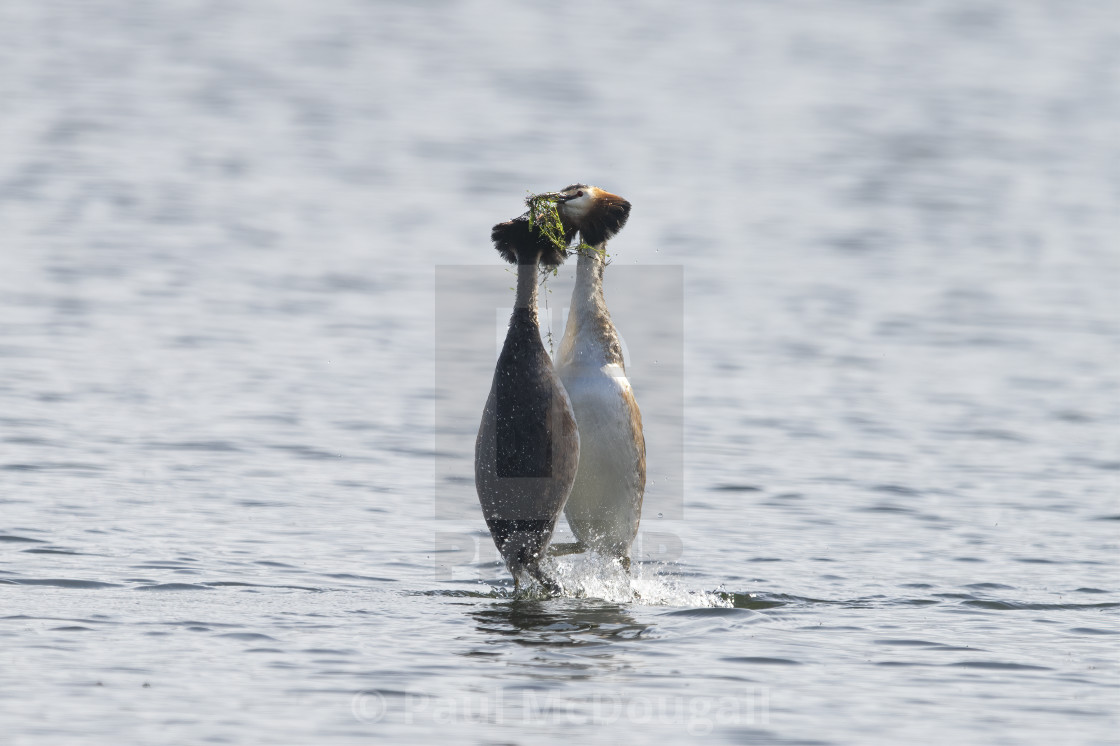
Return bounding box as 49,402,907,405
556,360,644,558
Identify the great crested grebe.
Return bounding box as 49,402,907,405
550,184,645,570
474,207,580,592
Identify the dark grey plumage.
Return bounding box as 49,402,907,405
475,208,580,591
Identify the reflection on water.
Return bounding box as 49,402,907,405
472,599,649,648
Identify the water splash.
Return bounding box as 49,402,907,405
546,553,731,608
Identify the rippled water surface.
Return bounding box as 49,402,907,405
1,1,1118,744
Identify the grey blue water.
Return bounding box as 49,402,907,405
1,1,1117,743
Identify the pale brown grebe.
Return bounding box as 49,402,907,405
550,184,645,570
474,209,580,592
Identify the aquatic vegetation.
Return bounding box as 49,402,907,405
525,192,570,256
525,191,607,264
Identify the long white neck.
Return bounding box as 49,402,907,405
557,246,624,368
571,247,605,309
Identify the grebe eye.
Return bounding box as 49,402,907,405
575,191,584,197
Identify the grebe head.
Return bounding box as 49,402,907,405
490,215,571,268
552,184,631,247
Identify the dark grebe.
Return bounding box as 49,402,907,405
474,208,580,591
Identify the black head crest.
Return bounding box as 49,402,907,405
491,213,572,268
580,192,630,247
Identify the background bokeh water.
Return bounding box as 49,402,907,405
1,1,1118,744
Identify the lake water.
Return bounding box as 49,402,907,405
1,1,1117,743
